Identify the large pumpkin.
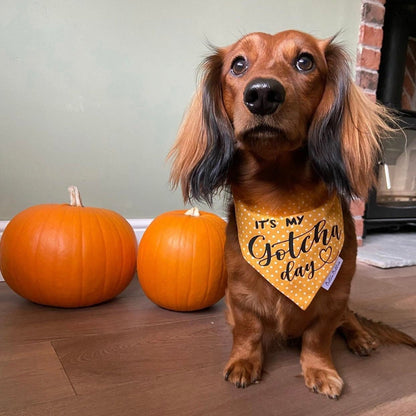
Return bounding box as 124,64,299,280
0,186,137,307
137,207,227,311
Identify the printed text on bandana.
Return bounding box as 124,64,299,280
235,195,344,310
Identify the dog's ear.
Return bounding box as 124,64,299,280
308,40,394,199
169,48,235,205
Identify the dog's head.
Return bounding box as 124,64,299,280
170,30,393,204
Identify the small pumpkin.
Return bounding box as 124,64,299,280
137,207,227,311
0,186,137,307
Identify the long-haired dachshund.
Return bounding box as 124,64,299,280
169,30,416,399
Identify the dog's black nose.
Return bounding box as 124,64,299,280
244,78,285,115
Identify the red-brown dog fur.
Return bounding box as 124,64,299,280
170,31,415,399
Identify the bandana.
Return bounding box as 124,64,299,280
234,193,344,310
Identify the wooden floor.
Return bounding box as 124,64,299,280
1,263,415,416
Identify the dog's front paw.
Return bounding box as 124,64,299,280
224,358,262,388
303,367,344,399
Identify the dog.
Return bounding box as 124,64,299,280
169,30,416,399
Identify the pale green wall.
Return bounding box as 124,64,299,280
0,0,362,220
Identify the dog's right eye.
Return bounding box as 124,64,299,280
295,53,315,72
231,56,248,76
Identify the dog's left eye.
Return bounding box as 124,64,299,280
231,56,249,76
295,53,315,72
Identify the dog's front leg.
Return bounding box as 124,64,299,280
224,297,264,388
300,320,344,399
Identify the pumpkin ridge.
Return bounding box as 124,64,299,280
202,217,212,307
77,206,87,306
8,209,34,299
51,205,70,306
105,211,133,295
64,205,79,306
105,212,117,296
90,209,108,304
172,217,181,309
188,216,198,309
174,217,185,309
1,208,33,299
108,212,124,296
150,223,161,307
33,206,57,304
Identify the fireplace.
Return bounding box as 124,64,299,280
358,0,416,235
364,115,416,232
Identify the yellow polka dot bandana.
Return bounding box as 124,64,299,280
234,194,344,310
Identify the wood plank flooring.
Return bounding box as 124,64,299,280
1,263,415,415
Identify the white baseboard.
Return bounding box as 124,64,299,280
0,218,153,282
0,220,8,282
126,218,154,242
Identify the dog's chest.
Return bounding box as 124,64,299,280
247,277,313,338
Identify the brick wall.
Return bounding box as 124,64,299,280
353,0,386,245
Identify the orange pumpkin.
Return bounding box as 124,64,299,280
137,207,227,311
0,186,137,308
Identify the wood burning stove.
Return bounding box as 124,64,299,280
364,0,416,234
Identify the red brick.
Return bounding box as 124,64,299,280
357,237,363,247
357,47,381,71
362,2,385,25
354,218,364,238
355,69,379,91
350,199,365,216
359,25,384,49
364,92,377,102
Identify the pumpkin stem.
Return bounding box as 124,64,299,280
68,186,84,207
185,207,200,217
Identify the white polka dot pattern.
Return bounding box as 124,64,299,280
234,193,344,310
